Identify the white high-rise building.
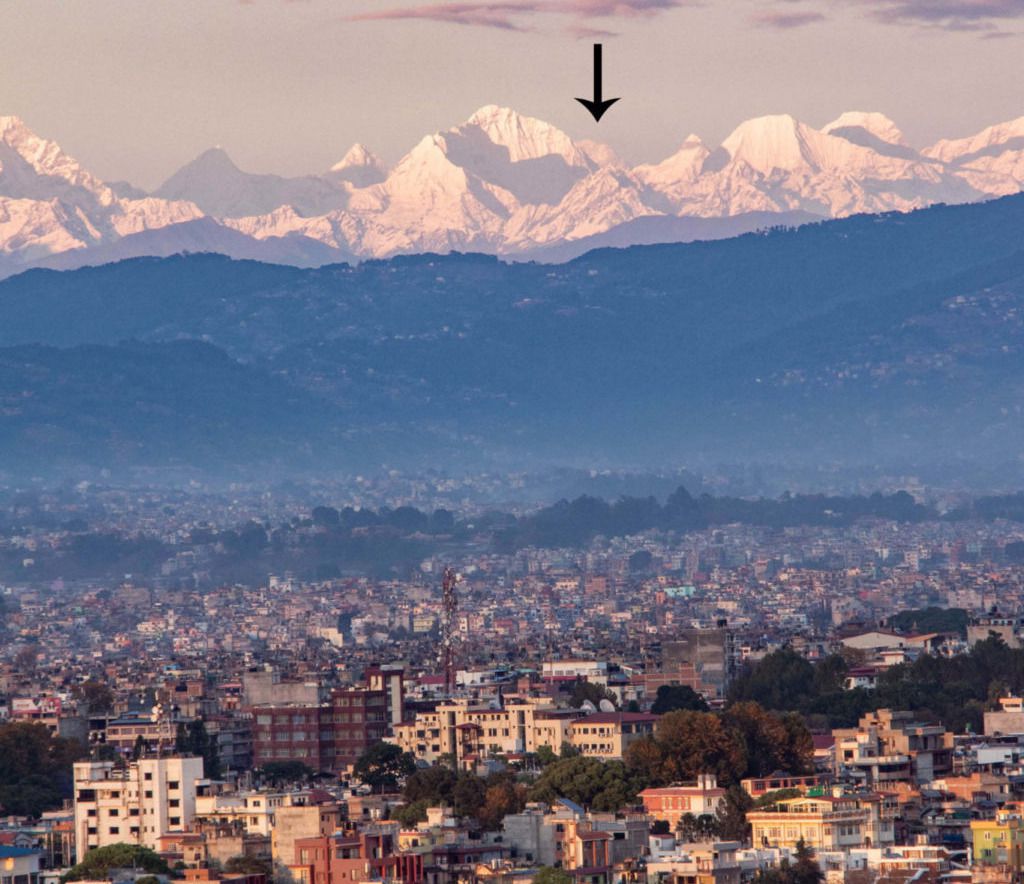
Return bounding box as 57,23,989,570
72,757,205,861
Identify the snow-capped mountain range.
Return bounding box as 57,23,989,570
3,106,1024,276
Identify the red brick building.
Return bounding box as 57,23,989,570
292,828,423,884
252,686,389,774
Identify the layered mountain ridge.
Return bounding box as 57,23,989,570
2,106,1024,276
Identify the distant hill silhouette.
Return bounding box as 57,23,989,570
5,194,1024,476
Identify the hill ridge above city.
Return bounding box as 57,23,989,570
5,193,1024,479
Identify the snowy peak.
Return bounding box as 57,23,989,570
634,134,710,191
3,106,1024,273
722,114,825,173
925,116,1024,165
824,112,907,146
331,143,384,173
462,105,589,167
328,143,386,188
0,114,110,199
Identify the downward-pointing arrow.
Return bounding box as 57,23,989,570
575,43,620,123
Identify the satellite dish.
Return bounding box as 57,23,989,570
599,699,616,712
581,700,597,713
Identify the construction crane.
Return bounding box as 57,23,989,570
440,567,459,696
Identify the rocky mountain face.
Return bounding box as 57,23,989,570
3,107,1024,275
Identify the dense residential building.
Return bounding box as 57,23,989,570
0,846,42,884
748,794,872,851
252,686,390,774
71,756,206,860
971,810,1024,877
638,775,726,829
391,697,581,766
568,713,659,760
832,709,954,786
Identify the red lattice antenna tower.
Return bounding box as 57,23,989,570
441,567,459,695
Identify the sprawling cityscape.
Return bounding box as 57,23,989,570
6,479,1024,883
8,2,1024,883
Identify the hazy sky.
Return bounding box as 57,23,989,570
1,0,1022,189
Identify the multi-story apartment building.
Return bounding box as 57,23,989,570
193,790,296,836
103,714,182,754
748,795,871,852
390,697,580,766
272,802,346,870
648,626,736,700
748,791,895,853
832,709,953,786
639,775,726,830
971,809,1024,877
291,824,423,884
252,686,390,774
72,756,205,861
568,713,659,760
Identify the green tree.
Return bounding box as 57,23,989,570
395,799,430,827
452,774,486,819
131,735,146,761
715,785,753,843
354,743,416,794
0,721,84,817
651,685,709,715
224,856,273,878
728,649,816,713
533,868,573,884
623,737,668,785
64,844,169,881
754,840,823,884
72,680,115,714
676,812,717,842
528,756,645,812
559,741,580,759
568,678,617,710
404,765,458,805
753,788,805,809
258,761,315,785
535,745,559,767
175,719,221,779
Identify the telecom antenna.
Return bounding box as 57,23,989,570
441,567,459,696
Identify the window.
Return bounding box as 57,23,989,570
169,781,180,790
144,772,153,781
170,817,181,826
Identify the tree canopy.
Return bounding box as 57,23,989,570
354,743,416,793
528,756,646,812
0,721,84,817
64,844,169,882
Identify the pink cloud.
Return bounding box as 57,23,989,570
749,8,826,27
347,0,690,33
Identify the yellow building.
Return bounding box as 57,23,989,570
971,812,1024,875
568,713,659,761
747,795,869,851
390,697,580,765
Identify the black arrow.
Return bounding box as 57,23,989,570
576,43,620,122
